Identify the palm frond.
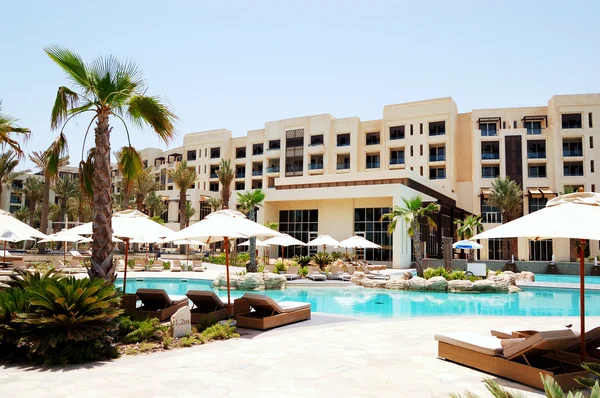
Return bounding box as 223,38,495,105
127,95,177,143
50,86,81,130
44,46,92,91
45,133,69,177
88,55,144,104
0,100,31,157
116,146,143,186
78,148,95,198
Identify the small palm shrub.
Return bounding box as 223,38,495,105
330,251,343,261
447,270,468,280
312,253,333,269
274,261,287,273
200,322,239,342
119,317,163,343
423,267,449,280
298,266,309,277
294,255,311,267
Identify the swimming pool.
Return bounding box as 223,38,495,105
534,274,600,284
116,278,600,318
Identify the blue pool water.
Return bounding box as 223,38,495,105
535,274,600,285
116,278,600,318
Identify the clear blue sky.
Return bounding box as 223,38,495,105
3,0,599,170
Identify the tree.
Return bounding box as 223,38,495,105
487,177,523,260
0,100,30,157
185,202,196,227
0,152,22,208
67,187,92,223
454,215,483,263
382,196,440,276
145,191,165,218
206,197,222,212
560,186,576,195
29,150,69,252
134,168,160,211
13,206,29,222
115,146,143,210
53,176,78,231
167,161,197,231
216,159,234,209
46,46,177,281
237,189,266,272
21,177,44,227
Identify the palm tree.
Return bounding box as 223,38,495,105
21,177,44,227
115,146,143,210
29,150,69,253
46,46,177,281
216,159,234,209
206,197,222,212
67,186,92,223
0,100,30,157
560,186,576,195
167,161,197,231
382,196,440,276
237,189,266,272
13,206,30,222
454,215,483,263
0,152,23,208
134,168,160,211
144,191,165,217
53,176,79,231
487,177,523,260
185,202,196,227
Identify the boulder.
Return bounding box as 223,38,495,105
236,272,265,291
447,280,474,293
408,276,427,291
212,273,241,290
401,271,413,280
472,277,510,293
332,259,346,269
263,272,287,290
515,271,535,283
169,306,191,338
385,279,410,290
486,271,497,279
361,278,388,288
509,285,521,294
494,273,516,286
351,272,367,285
212,272,286,291
426,276,448,291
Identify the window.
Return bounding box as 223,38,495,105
481,142,500,160
236,147,246,158
337,133,350,147
502,121,506,129
524,121,542,135
591,136,594,149
390,149,405,165
410,146,414,157
513,121,517,129
482,165,500,179
365,153,380,169
488,239,504,260
337,154,350,170
210,165,219,178
528,164,547,178
354,208,392,262
420,166,423,176
429,146,445,162
199,201,211,219
563,139,583,157
481,198,502,223
252,162,263,176
187,150,197,161
10,193,21,204
527,140,546,159
429,167,446,180
420,145,423,156
365,132,380,145
204,148,207,157
210,147,220,159
410,125,414,135
143,160,148,168
209,182,219,192
251,180,262,189
268,140,280,150
11,180,23,190
480,122,497,136
309,155,323,170
592,160,595,173
203,165,206,174
389,126,405,140
279,209,318,257
529,197,548,213
590,112,594,128
593,184,596,192
236,165,245,178
562,113,582,129
420,123,423,134
564,162,584,177
429,121,445,136
252,143,264,156
310,134,324,146
267,161,280,173
530,240,552,262
235,182,245,191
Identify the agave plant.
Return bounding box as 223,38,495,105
5,268,63,290
312,252,332,269
294,255,311,267
0,288,30,345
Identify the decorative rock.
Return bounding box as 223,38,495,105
515,271,535,282
263,272,287,290
361,278,388,288
447,280,474,293
426,276,448,291
509,285,521,294
495,273,516,286
169,306,191,338
212,273,241,290
486,271,497,279
408,276,427,291
351,272,366,285
237,272,266,291
472,277,509,293
212,272,286,291
385,279,410,290
401,271,413,280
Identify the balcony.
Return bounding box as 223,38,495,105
210,172,218,179
527,151,546,159
481,212,502,224
526,128,543,135
337,141,351,147
563,149,583,157
10,195,21,204
480,129,497,137
366,162,380,169
482,171,500,179
429,154,446,162
235,172,246,179
390,157,405,165
481,153,500,160
308,163,323,170
252,170,263,177
337,163,350,170
266,166,280,174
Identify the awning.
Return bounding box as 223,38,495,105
477,117,501,127
540,188,556,197
522,115,548,123
528,188,543,197
480,188,492,197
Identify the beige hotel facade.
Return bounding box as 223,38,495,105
106,94,600,268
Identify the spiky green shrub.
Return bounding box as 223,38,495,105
423,267,449,280
5,268,62,290
330,251,343,261
274,261,287,273
122,318,162,343
447,270,468,280
200,322,239,342
294,255,311,267
0,288,29,347
312,253,332,269
298,266,309,278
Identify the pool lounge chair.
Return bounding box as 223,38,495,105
116,259,126,272
70,250,90,260
307,266,326,281
192,260,206,272
170,260,182,272
283,265,300,281
151,260,164,272
359,265,389,280
263,263,275,273
357,259,386,271
435,329,589,391
329,265,351,281
186,290,230,324
129,288,189,321
234,293,311,330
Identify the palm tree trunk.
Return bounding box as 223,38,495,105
90,112,115,281
136,196,144,212
502,212,510,261
413,221,424,276
121,183,130,210
179,190,186,254
246,208,258,272
28,204,36,227
0,185,3,209
38,180,50,254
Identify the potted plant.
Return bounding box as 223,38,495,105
274,261,287,274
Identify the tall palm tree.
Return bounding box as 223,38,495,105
185,202,196,227
0,152,23,208
167,161,197,231
21,177,44,227
454,215,483,263
29,150,69,253
45,46,177,281
144,191,165,217
115,146,143,210
67,190,92,223
382,196,440,276
488,177,523,260
206,197,222,212
13,206,30,222
237,189,266,272
134,168,160,211
0,100,30,157
216,159,234,209
53,176,79,231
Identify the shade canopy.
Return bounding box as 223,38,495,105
238,239,270,248
452,239,483,249
170,239,208,246
306,234,341,248
66,209,174,239
338,235,381,249
79,235,124,243
38,230,86,243
262,234,306,247
0,231,35,243
0,209,47,240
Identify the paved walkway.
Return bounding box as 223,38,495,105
2,315,597,397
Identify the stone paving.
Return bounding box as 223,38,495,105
2,315,598,397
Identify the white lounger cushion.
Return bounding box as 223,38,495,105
278,301,311,313
435,332,503,356
491,324,571,339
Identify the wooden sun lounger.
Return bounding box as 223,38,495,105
186,290,230,324
234,293,311,330
170,260,182,272
283,265,300,280
192,260,206,272
129,288,188,321
307,266,326,281
435,329,590,391
263,263,275,273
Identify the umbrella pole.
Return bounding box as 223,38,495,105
187,244,189,266
225,237,231,318
580,239,586,362
3,241,6,267
64,242,66,264
124,238,129,294
281,245,284,260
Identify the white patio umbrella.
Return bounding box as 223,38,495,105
238,239,270,247
0,210,47,265
0,231,34,266
162,209,284,314
306,234,341,254
263,234,306,259
169,239,208,265
38,230,86,264
471,191,600,361
338,235,382,262
452,240,483,249
79,235,124,243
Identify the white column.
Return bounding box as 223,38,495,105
392,195,412,269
